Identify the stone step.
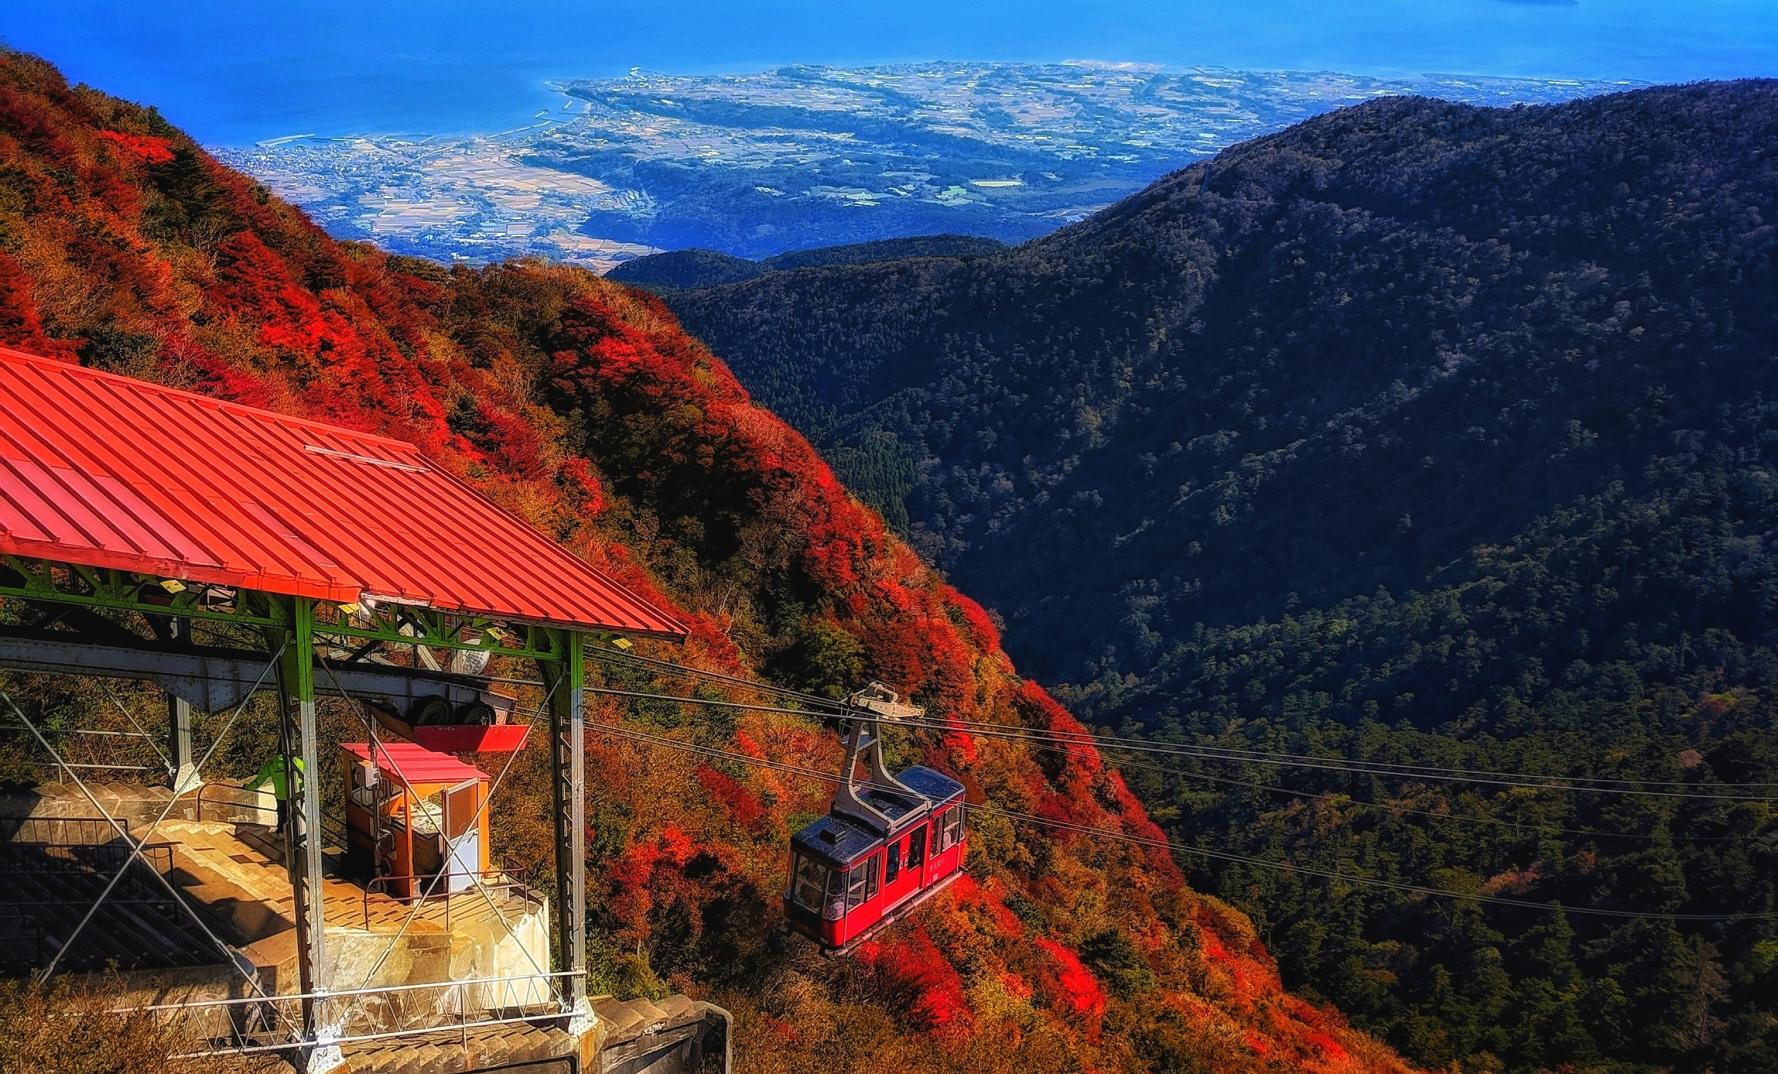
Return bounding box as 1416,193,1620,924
341,1019,573,1074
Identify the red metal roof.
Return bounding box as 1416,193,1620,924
0,347,685,638
343,741,488,786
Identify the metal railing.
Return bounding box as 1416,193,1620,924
112,969,582,1059
0,815,133,845
0,839,175,876
192,782,277,825
360,871,545,931
191,784,352,852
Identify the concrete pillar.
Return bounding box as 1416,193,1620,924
166,619,199,792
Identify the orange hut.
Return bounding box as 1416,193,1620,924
342,741,491,900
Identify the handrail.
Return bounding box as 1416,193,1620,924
192,783,349,848
121,970,585,1062
0,815,140,845
184,1009,570,1058
0,839,176,875
361,870,543,930
192,782,276,824
114,969,585,1012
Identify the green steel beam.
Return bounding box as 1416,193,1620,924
315,613,563,662
0,556,281,627
0,556,618,660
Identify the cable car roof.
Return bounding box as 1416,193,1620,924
896,766,965,805
0,347,686,637
791,813,882,868
792,766,966,868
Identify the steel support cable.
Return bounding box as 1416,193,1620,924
137,643,1776,798
32,646,288,980
583,645,847,711
575,683,1778,803
524,693,1766,842
1098,746,1760,844
0,677,301,1025
585,718,1778,923
33,633,1749,794
891,715,1778,799
539,693,1735,844
102,682,175,773
583,644,1778,792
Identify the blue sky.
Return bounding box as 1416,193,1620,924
7,0,1776,143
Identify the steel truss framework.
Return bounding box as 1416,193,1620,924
0,556,597,1073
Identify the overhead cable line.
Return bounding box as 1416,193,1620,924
586,718,1778,923
585,645,1778,793
577,680,1778,803
1094,747,1756,844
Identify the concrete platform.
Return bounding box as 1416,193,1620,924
150,817,554,1011
0,784,728,1074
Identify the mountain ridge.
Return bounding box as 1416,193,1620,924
0,48,1414,1074
643,79,1778,1073
606,235,1006,291
659,79,1778,675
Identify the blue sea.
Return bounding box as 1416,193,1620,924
6,0,1777,144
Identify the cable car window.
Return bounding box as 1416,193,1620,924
824,863,847,920
907,824,927,869
791,854,827,912
931,806,964,852
846,857,880,911
885,842,901,883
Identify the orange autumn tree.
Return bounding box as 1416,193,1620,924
0,49,1418,1074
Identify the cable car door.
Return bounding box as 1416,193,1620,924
881,822,926,909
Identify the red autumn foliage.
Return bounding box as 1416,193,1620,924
0,51,1422,1074
859,932,974,1038
1037,938,1108,1025
949,873,1024,938
694,764,767,829
97,129,174,164
0,252,76,360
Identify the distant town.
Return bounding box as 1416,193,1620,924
216,62,1633,270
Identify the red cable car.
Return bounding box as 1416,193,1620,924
784,684,967,954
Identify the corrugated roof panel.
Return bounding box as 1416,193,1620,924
343,741,489,786
0,346,686,638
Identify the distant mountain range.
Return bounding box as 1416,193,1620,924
215,62,1629,268
607,235,1006,289
643,81,1778,1073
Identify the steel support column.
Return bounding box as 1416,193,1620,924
538,631,587,1011
273,596,336,1071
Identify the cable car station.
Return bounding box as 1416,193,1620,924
0,347,730,1074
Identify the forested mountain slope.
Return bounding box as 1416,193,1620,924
652,83,1778,1073
664,82,1778,691
0,51,1413,1074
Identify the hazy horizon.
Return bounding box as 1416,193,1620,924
7,0,1777,144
